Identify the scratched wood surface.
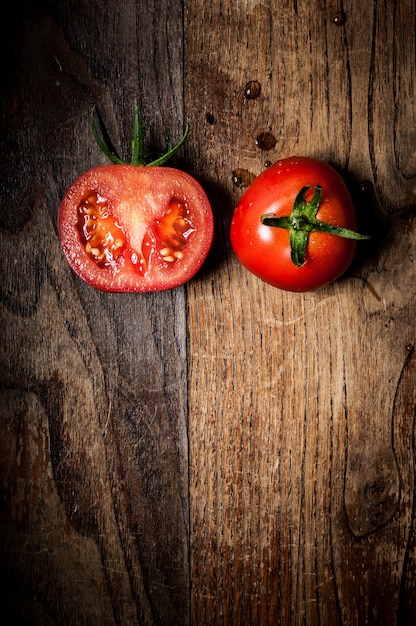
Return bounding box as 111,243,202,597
1,1,415,625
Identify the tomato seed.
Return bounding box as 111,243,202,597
152,199,195,265
77,191,126,268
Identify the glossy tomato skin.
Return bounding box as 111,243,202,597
59,165,213,292
230,156,359,292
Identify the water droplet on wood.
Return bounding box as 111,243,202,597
333,11,347,25
255,131,277,151
232,168,256,187
359,180,374,195
244,80,261,99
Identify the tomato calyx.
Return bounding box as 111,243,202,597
90,104,189,167
261,185,369,267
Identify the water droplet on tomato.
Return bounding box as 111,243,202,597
333,11,347,25
255,131,277,151
244,80,261,99
232,168,256,187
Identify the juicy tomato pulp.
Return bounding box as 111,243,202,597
59,165,214,292
230,157,360,292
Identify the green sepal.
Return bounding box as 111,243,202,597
289,229,309,267
131,104,146,165
90,104,188,167
261,184,369,267
146,126,189,166
304,218,371,240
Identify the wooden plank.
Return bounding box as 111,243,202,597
185,0,416,624
1,0,416,624
0,1,189,624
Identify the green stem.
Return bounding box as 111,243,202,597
261,184,369,267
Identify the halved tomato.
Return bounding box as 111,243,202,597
59,164,213,292
58,107,213,292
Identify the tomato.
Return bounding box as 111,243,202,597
230,156,368,292
59,165,213,292
58,107,213,292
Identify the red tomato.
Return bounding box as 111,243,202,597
58,107,213,292
59,164,213,292
230,156,368,292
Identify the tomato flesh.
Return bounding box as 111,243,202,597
230,156,360,292
59,165,213,292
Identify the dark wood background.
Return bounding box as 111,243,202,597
1,1,415,624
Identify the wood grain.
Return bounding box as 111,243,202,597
1,1,189,624
185,0,416,624
1,1,415,625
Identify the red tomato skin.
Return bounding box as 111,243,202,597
230,157,359,292
58,165,213,292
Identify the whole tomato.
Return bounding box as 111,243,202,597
59,107,213,293
230,156,368,292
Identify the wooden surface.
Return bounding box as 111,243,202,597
1,1,415,624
